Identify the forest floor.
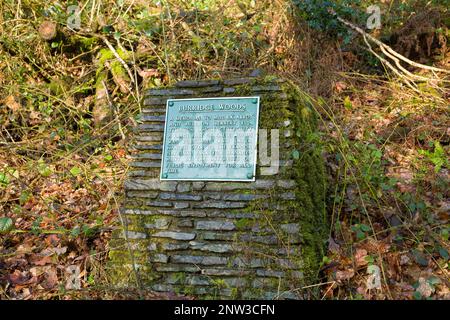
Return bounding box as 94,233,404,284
0,0,448,300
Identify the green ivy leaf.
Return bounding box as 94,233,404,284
412,250,429,267
0,172,9,187
37,161,52,177
343,96,352,110
70,166,82,176
0,217,14,234
413,291,422,300
441,228,449,241
356,230,365,240
438,247,449,261
360,224,371,232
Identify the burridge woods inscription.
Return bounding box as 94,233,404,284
160,97,260,181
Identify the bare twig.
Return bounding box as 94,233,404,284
332,13,450,75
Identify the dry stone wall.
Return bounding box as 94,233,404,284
108,77,328,299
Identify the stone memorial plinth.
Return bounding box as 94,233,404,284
108,77,328,299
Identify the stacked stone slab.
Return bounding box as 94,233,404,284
108,77,328,299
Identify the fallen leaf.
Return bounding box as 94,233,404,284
34,256,53,266
328,237,340,253
335,269,355,281
45,234,60,247
138,68,159,79
355,248,368,267
8,270,31,285
53,246,67,256
41,268,58,289
4,95,21,112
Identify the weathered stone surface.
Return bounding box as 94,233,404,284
134,153,162,160
123,208,157,215
196,220,236,231
252,278,277,288
204,182,247,191
147,88,195,96
176,183,192,193
202,232,235,241
123,230,147,239
144,218,171,230
189,241,233,253
251,224,271,233
153,231,196,241
280,192,296,200
156,265,200,273
202,192,222,200
144,97,169,105
137,124,165,132
222,278,248,288
223,87,236,93
277,180,296,189
141,115,166,122
254,180,276,189
133,143,163,151
232,257,266,268
204,180,275,191
222,193,266,201
256,270,284,277
239,234,278,244
142,107,166,113
280,223,300,234
136,134,163,142
173,202,190,209
223,78,252,85
151,284,174,292
193,201,246,209
160,193,202,201
131,161,161,168
202,269,251,276
167,275,211,286
150,254,168,263
171,255,228,265
252,85,282,92
224,212,257,219
158,209,207,217
127,170,158,178
125,179,177,192
145,201,173,207
177,219,193,228
126,191,158,199
192,182,205,190
161,242,190,251
199,86,223,93
175,80,219,87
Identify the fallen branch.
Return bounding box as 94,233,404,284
332,12,450,75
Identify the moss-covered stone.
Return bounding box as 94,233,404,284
108,77,329,299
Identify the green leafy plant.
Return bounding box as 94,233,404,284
293,0,365,39
0,217,14,234
419,141,448,173
351,223,371,240
0,172,10,188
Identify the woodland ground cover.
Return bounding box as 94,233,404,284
0,0,448,299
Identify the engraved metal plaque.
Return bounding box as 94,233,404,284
160,97,260,181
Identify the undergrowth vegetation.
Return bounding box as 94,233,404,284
0,0,448,299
